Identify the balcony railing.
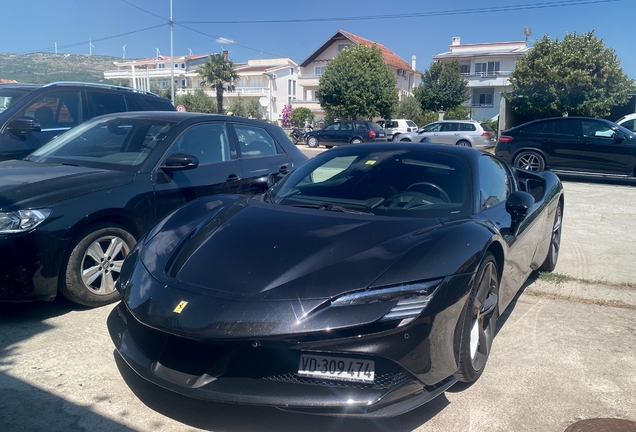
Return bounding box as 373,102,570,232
460,70,512,77
176,87,270,96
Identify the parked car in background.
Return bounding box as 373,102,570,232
0,112,307,307
305,120,386,148
0,82,175,161
108,143,563,417
616,113,636,133
394,120,496,148
377,119,418,140
495,116,636,177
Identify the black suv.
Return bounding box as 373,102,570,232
305,120,387,148
495,117,636,178
0,81,175,160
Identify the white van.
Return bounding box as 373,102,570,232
616,113,636,132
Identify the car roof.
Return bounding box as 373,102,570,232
507,116,618,132
328,142,485,164
87,111,280,125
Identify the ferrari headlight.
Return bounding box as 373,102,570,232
0,209,52,233
331,280,441,327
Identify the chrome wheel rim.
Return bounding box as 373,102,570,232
457,141,472,147
308,137,317,147
469,261,498,370
516,153,542,171
80,235,130,295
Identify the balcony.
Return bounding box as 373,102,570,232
104,69,186,80
291,99,322,112
176,87,269,97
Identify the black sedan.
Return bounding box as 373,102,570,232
495,116,636,178
0,112,307,306
305,120,387,148
108,143,563,417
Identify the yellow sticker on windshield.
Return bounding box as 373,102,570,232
173,301,188,314
365,160,377,165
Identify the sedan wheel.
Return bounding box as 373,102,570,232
456,140,472,147
400,138,411,142
514,151,545,172
351,138,362,144
456,253,499,383
307,136,319,148
540,203,562,272
60,224,136,307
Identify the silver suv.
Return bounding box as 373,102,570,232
394,120,496,148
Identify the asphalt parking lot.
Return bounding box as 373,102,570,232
1,166,635,431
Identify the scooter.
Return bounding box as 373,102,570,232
290,128,306,144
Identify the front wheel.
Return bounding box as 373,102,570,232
514,151,545,172
540,203,562,271
455,252,499,383
456,140,472,147
60,224,136,307
351,138,362,144
400,138,411,142
307,136,319,148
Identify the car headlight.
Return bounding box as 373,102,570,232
331,280,441,327
0,209,52,233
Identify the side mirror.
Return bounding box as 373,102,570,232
614,132,625,143
506,190,535,223
160,153,199,170
7,117,41,134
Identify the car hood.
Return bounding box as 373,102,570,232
140,197,455,301
0,160,134,210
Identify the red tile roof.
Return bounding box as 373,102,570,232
0,78,18,83
339,30,413,71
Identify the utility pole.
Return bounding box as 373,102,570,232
170,0,175,104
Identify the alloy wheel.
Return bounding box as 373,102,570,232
469,261,498,371
80,235,130,295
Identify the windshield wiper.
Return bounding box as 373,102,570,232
319,203,373,215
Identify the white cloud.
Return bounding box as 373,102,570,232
216,37,235,44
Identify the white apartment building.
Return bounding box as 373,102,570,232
433,37,531,121
104,53,297,121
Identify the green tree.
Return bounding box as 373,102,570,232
316,44,398,120
149,84,171,100
173,89,216,113
414,60,469,112
246,99,264,120
396,95,423,125
507,31,635,117
197,53,239,114
229,95,248,117
290,107,315,128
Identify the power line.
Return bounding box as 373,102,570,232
179,0,625,24
120,0,166,21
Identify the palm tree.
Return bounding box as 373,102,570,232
197,53,239,114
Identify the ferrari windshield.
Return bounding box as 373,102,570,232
271,147,472,218
28,117,176,170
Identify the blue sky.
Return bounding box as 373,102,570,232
2,0,635,79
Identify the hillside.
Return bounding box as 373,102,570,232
0,52,124,84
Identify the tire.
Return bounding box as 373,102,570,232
60,224,136,307
325,145,334,149
456,140,472,147
540,203,562,272
351,138,362,144
514,151,545,172
400,138,411,142
307,136,319,148
455,252,499,383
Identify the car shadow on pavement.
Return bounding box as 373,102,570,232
0,295,90,324
114,352,452,432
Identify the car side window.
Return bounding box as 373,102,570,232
441,123,459,132
354,122,367,130
460,123,476,131
520,121,552,134
17,91,82,130
422,123,442,132
324,123,339,131
340,122,353,131
553,119,579,136
172,123,231,164
89,92,127,117
582,120,615,139
479,155,511,210
235,124,279,158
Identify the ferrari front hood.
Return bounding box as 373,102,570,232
143,198,443,301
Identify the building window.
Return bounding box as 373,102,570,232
460,64,470,75
293,80,296,96
174,63,178,68
181,79,186,87
475,61,500,76
314,66,327,76
158,64,165,69
337,44,351,52
181,63,185,68
476,92,494,106
288,79,292,95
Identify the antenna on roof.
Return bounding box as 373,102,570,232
122,44,126,59
156,47,161,58
89,39,94,56
188,48,193,56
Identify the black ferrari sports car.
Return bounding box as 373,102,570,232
108,143,564,417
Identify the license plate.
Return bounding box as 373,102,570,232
298,354,375,383
378,133,385,137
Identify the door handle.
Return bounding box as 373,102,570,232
279,164,290,174
583,141,593,146
226,174,241,182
